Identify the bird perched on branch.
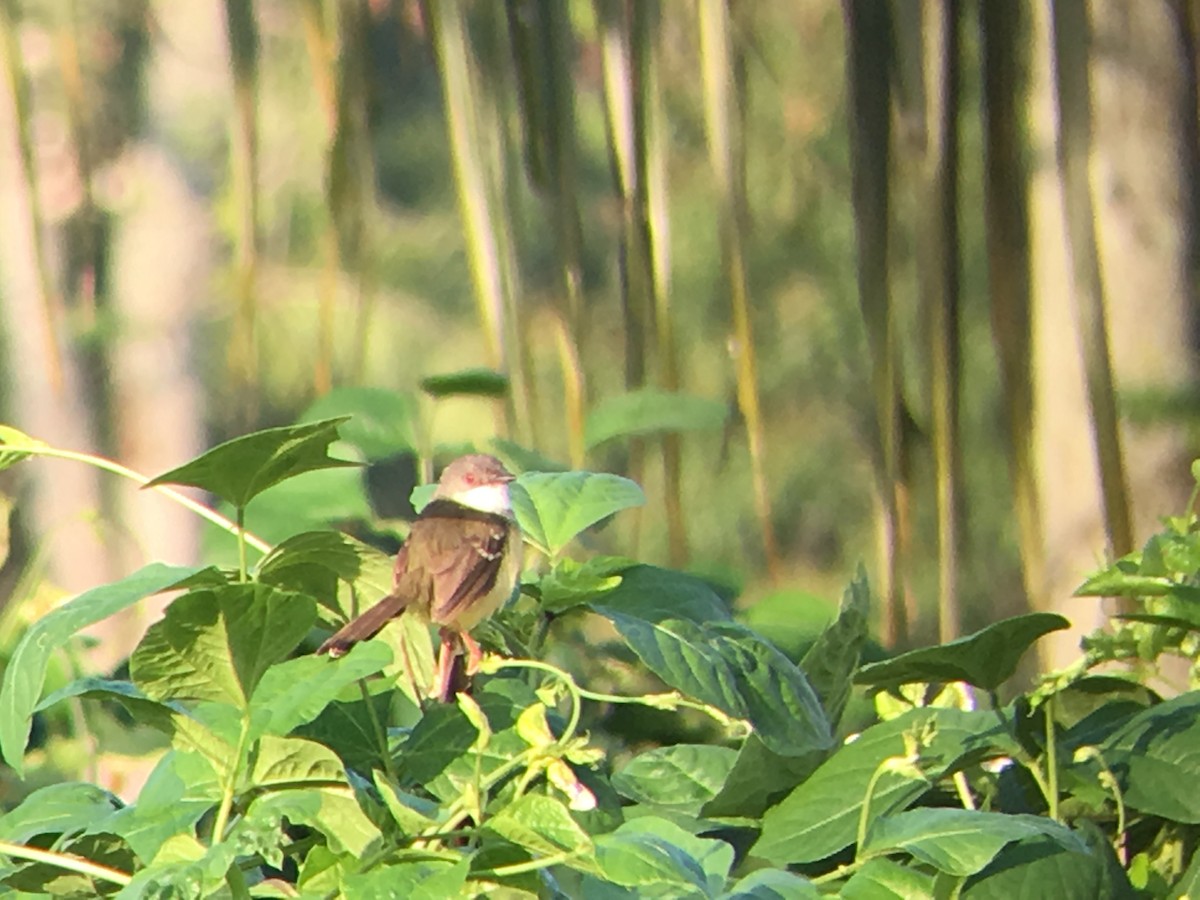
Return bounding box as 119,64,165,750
318,453,522,701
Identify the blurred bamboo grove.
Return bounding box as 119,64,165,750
0,0,1196,670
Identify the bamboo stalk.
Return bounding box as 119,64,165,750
842,0,907,643
698,0,780,580
1049,0,1133,558
222,0,261,418
980,1,1045,607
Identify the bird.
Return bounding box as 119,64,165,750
317,453,522,701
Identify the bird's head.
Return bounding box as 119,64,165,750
433,454,516,516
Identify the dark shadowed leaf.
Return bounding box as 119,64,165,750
144,418,358,508
801,566,871,729
0,562,203,776
1096,690,1200,823
512,471,645,557
962,834,1121,899
702,735,824,819
420,368,509,398
584,389,727,448
854,613,1070,692
588,564,730,625
299,387,418,460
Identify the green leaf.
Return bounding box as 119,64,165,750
236,466,373,546
0,562,203,776
0,783,121,842
962,834,1118,900
255,531,393,610
512,471,645,557
753,709,1006,865
106,751,221,861
854,613,1070,692
612,745,737,813
800,566,870,730
131,584,316,708
585,389,727,448
862,809,1087,877
144,417,358,509
1097,690,1200,822
248,642,393,739
295,690,395,774
588,564,731,624
252,787,380,856
420,367,509,398
539,556,632,614
244,735,346,790
342,857,469,898
593,610,831,756
588,817,727,897
701,735,824,818
840,857,936,899
485,794,596,871
721,869,820,900
299,387,419,460
0,424,46,471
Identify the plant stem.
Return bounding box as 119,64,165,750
14,445,271,554
486,658,582,743
475,849,586,879
212,714,252,845
237,505,248,582
0,840,131,887
360,680,397,782
1044,696,1059,822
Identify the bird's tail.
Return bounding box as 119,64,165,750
317,593,409,657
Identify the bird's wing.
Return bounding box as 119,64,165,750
411,512,509,627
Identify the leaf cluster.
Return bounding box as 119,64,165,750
2,422,1200,897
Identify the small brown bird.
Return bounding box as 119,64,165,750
318,453,522,701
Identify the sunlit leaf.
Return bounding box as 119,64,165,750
854,613,1069,692
145,418,358,509
512,471,645,557
0,562,203,776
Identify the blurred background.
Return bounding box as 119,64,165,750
0,0,1196,705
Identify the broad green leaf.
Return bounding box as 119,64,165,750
512,471,645,557
245,787,380,856
131,584,316,708
144,417,358,509
295,690,395,774
299,387,419,460
800,566,871,729
0,783,121,842
701,735,824,818
753,709,1005,865
373,773,439,834
854,613,1069,692
420,367,509,397
587,819,714,897
1097,690,1200,822
106,750,221,861
588,564,731,624
0,562,203,776
862,809,1087,877
539,556,632,613
594,610,831,756
612,745,738,813
248,642,393,739
614,817,734,895
245,735,346,789
721,869,820,900
840,857,936,899
962,834,1117,900
35,677,180,739
0,424,46,470
584,389,727,448
342,857,470,898
485,794,596,871
255,531,394,616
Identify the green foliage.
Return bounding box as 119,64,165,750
6,423,1200,896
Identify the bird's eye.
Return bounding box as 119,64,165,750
463,472,476,485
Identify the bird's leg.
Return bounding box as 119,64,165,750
460,630,485,675
432,628,459,702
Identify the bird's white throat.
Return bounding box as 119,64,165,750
450,482,514,517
